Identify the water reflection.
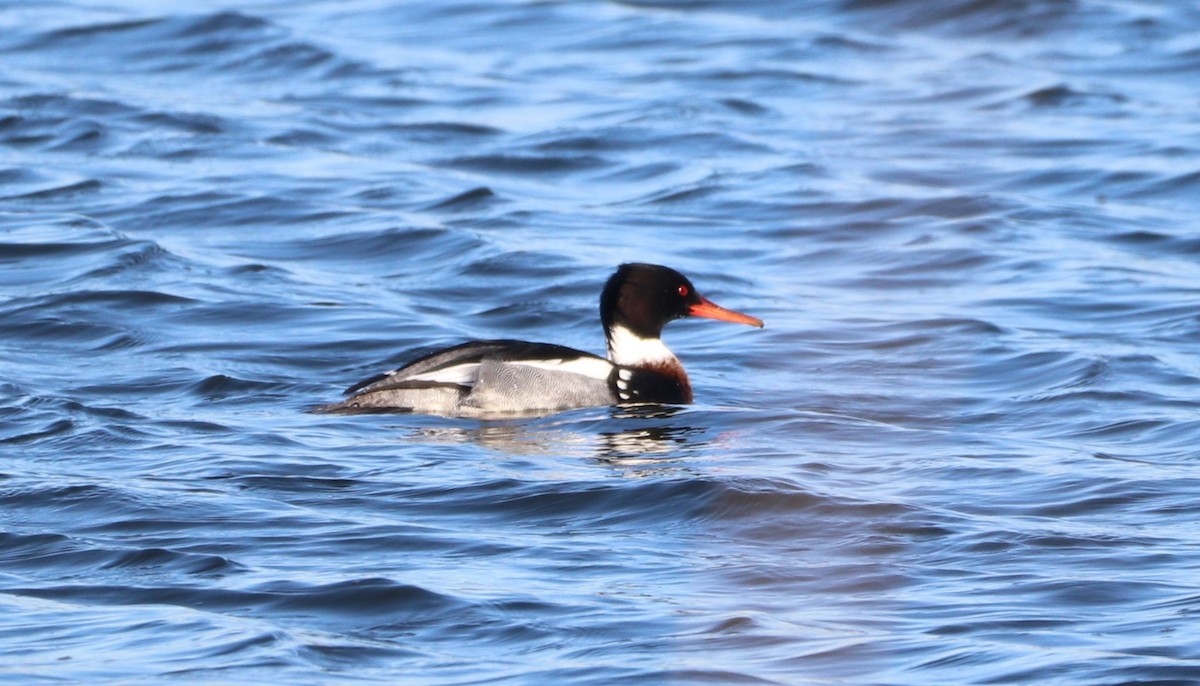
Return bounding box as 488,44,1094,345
402,404,712,463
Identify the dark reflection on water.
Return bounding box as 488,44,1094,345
3,0,1200,684
399,404,713,466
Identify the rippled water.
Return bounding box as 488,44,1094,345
3,1,1200,683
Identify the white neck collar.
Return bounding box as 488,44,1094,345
606,324,678,367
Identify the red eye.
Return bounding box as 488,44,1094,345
677,285,689,297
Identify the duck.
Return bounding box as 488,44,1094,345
317,263,763,417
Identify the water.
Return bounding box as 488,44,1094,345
2,1,1199,683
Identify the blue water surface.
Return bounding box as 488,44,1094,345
2,1,1200,684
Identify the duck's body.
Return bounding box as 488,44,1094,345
323,340,623,417
318,263,762,417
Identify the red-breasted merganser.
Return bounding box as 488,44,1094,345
318,263,763,417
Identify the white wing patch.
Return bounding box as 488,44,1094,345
409,363,480,385
514,357,613,380
404,356,612,387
